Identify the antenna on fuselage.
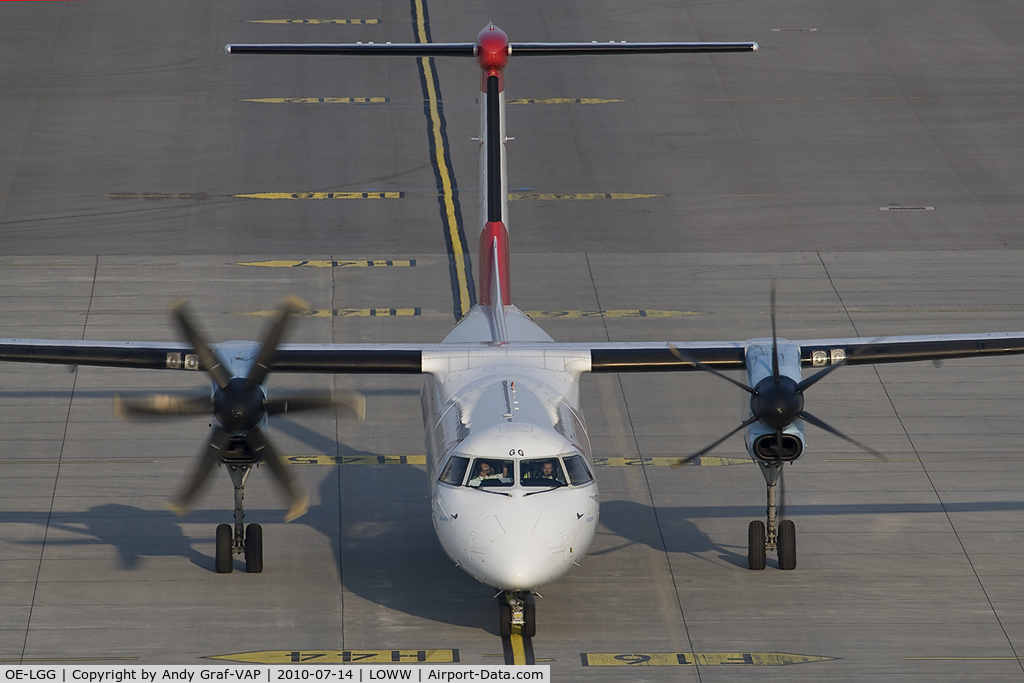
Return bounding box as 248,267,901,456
227,28,757,309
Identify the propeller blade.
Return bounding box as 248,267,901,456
114,393,213,418
165,426,231,515
769,280,780,382
795,359,847,393
247,296,310,389
672,415,760,467
799,410,888,461
245,429,309,522
170,297,233,389
264,388,366,420
669,344,756,395
775,427,784,461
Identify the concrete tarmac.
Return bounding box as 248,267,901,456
2,0,1024,680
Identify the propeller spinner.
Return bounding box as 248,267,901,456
115,296,365,522
671,281,885,466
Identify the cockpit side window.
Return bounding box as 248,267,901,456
438,456,470,486
467,458,514,487
520,458,567,487
563,454,594,486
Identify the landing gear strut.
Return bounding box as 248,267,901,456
498,592,536,638
748,461,796,570
213,460,263,574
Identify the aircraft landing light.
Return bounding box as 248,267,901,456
240,97,389,104
581,652,837,666
234,259,415,268
209,650,459,664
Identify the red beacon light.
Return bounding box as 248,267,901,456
476,23,510,75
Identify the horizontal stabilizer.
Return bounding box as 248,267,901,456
226,43,476,56
510,42,758,55
226,42,757,57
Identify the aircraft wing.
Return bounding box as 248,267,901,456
2,331,1024,374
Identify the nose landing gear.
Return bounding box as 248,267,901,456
498,592,536,638
748,461,796,570
213,460,264,574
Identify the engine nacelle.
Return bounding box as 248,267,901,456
746,420,804,462
743,341,805,463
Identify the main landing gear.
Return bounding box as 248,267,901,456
748,461,795,570
214,459,264,574
498,592,536,638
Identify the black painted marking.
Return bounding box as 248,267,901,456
412,0,475,320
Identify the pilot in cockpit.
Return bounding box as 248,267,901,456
468,460,513,487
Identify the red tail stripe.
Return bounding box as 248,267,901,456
478,221,511,306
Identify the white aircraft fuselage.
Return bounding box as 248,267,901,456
423,307,600,592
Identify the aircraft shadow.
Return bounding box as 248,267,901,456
9,504,210,569
595,498,1024,569
597,499,750,568
304,458,495,631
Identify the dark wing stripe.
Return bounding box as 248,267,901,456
803,337,1024,366
272,349,423,373
591,348,746,372
0,343,188,369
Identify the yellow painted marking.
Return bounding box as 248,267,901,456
581,652,837,666
287,455,427,466
509,625,527,665
248,19,380,25
414,0,471,317
507,98,624,104
241,308,420,318
210,650,458,664
595,457,750,467
526,309,702,318
234,259,415,268
234,191,402,199
241,97,388,104
510,192,660,201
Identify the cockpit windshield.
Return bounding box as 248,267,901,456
438,453,595,489
520,458,567,487
466,458,514,487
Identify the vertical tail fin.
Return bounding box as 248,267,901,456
475,25,511,309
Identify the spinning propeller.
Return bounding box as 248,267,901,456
115,296,365,521
671,282,886,466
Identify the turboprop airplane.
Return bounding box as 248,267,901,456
4,25,1024,638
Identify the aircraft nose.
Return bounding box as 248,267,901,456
485,537,558,591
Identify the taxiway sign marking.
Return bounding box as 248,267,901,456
209,650,459,664
581,652,837,666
